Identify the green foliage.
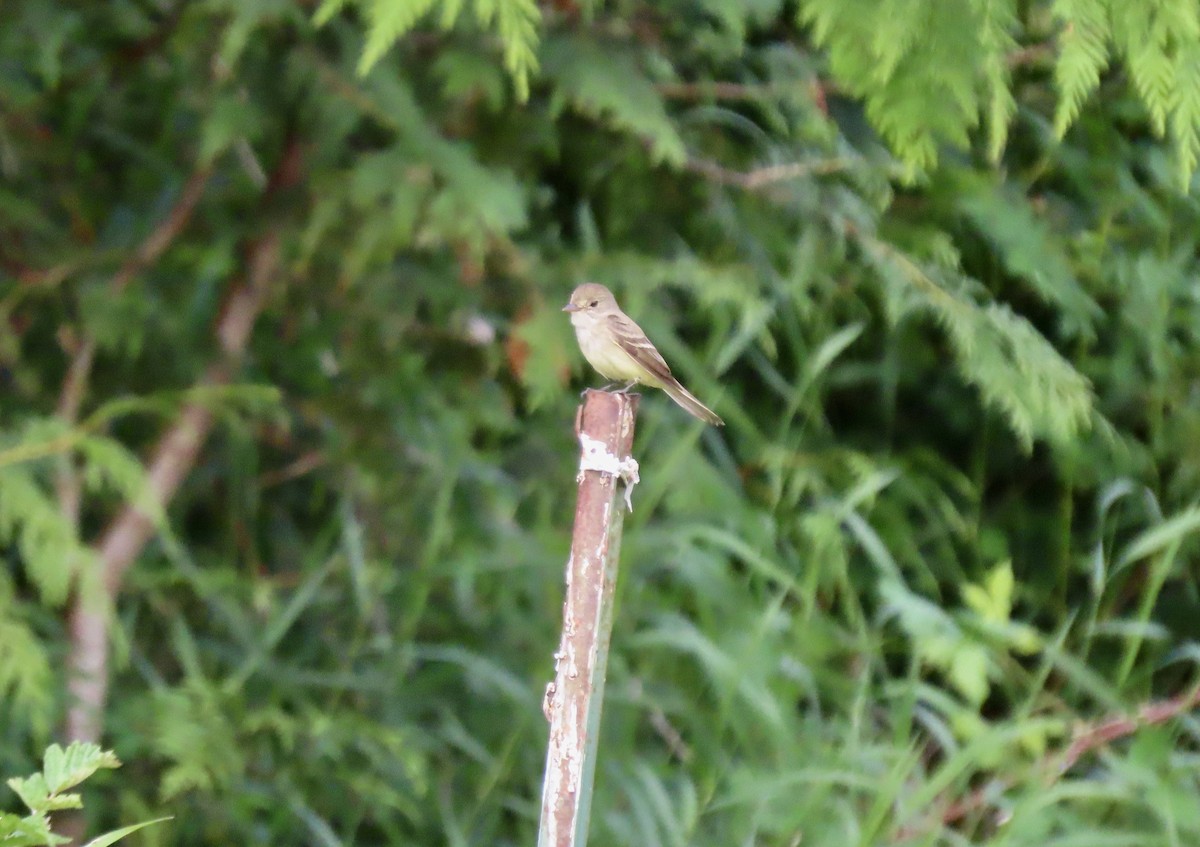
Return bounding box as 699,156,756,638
884,562,1040,706
799,0,1200,182
799,0,1020,176
543,36,688,166
0,576,52,724
4,0,1200,846
1052,0,1110,137
0,420,135,605
954,177,1100,338
0,405,211,606
861,232,1095,449
357,0,442,75
8,744,120,814
1053,0,1200,184
1,743,168,847
320,0,540,98
0,461,88,606
153,682,244,801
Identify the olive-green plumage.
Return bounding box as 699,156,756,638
562,283,723,426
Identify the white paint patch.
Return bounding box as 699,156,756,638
577,432,640,512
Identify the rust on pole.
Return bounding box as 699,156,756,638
538,389,639,847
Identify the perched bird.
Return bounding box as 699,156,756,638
562,283,724,426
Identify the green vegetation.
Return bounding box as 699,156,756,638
2,0,1200,844
2,743,167,846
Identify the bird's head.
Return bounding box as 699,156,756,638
562,283,617,319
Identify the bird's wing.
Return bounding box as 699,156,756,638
608,312,674,384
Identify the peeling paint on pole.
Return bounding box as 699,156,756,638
538,389,639,847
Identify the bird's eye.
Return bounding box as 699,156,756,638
589,300,598,307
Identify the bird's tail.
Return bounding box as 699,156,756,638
661,379,724,426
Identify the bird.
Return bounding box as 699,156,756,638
562,282,724,426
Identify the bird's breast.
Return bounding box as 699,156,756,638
573,317,640,382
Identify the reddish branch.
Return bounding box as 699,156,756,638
64,139,304,744
56,167,212,426
657,41,1049,105
1054,685,1200,774
258,450,328,489
54,168,212,531
899,685,1200,841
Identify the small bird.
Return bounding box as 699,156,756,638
562,283,724,426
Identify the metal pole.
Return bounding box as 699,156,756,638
538,389,639,847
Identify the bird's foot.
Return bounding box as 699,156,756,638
587,382,640,396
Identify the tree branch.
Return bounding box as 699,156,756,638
64,138,303,745
656,80,789,101
682,155,853,190
897,684,1200,841
54,168,212,537
57,167,212,425
1054,685,1200,775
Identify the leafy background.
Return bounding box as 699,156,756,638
3,0,1200,845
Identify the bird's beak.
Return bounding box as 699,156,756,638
562,303,579,313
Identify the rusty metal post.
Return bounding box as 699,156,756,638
538,389,639,847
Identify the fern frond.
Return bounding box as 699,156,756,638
1169,43,1200,184
0,421,157,606
335,0,540,99
862,235,1094,449
951,301,1094,449
77,436,150,504
870,0,925,83
976,0,1019,160
1053,0,1200,179
1130,45,1174,136
0,576,52,719
473,0,540,101
355,75,527,247
155,681,244,800
1052,0,1111,137
543,36,687,166
357,0,440,76
956,177,1101,338
1116,2,1174,134
799,0,1017,177
312,0,352,26
0,467,88,605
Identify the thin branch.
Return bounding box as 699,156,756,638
64,138,303,745
1055,685,1200,775
628,676,693,763
258,451,328,489
897,684,1200,841
657,40,1049,105
0,257,91,288
682,155,854,190
54,167,211,534
91,211,283,596
656,80,789,101
1006,42,1056,69
57,167,212,425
